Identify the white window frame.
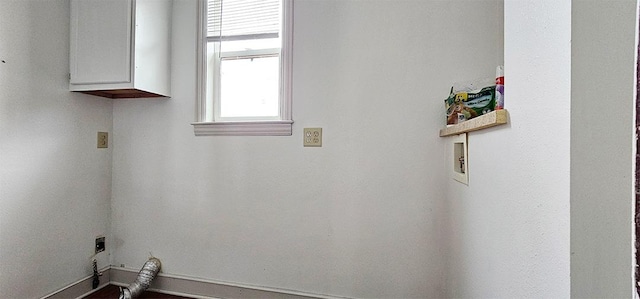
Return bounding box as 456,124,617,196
192,0,294,136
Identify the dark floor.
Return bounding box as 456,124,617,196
84,284,192,299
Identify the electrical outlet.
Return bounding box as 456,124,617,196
95,236,105,254
97,132,108,148
303,128,322,147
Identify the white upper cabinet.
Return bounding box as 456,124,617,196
70,0,172,99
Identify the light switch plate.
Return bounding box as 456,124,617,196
303,128,322,147
97,132,108,148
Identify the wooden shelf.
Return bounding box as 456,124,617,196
439,109,508,137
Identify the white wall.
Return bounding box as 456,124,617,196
3,1,634,297
111,0,501,298
444,0,571,297
0,1,113,298
570,1,636,297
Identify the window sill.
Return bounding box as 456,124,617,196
192,120,293,136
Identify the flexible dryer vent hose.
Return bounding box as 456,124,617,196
119,257,162,299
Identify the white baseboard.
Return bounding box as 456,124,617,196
43,266,346,299
41,267,111,299
109,267,344,299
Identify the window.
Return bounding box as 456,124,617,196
193,0,293,136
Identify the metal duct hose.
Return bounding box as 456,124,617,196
119,257,162,299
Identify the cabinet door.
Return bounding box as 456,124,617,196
70,0,132,84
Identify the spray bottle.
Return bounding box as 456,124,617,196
495,65,504,110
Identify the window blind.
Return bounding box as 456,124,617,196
207,0,280,40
